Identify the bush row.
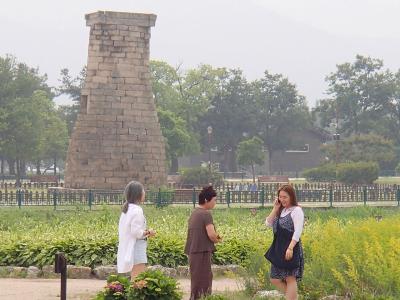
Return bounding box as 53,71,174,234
302,161,379,184
0,236,259,269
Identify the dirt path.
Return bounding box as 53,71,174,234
0,278,242,300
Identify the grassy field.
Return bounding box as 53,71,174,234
1,206,399,299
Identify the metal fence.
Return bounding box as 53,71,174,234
0,182,63,190
1,185,399,208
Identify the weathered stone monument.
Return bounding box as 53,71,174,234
64,11,167,190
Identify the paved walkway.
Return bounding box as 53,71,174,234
0,278,242,300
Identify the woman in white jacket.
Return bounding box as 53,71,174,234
117,181,155,279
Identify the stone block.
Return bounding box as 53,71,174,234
42,265,60,278
67,265,92,279
93,265,118,280
27,266,41,278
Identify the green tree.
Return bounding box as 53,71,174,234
150,61,225,128
201,69,256,172
254,71,311,174
56,67,86,135
0,91,53,185
322,55,392,137
42,114,69,175
150,60,182,112
382,70,400,144
151,61,226,171
237,137,264,183
0,55,52,176
157,109,199,173
321,134,396,169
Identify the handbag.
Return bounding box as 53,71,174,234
264,213,301,270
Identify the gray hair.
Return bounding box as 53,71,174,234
122,181,144,213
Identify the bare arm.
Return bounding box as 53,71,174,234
206,224,221,243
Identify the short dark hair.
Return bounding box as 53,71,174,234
199,185,217,205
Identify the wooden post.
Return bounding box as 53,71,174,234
55,252,67,300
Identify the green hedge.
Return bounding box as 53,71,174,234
337,161,379,184
180,167,223,186
303,161,379,184
0,236,258,268
302,164,336,182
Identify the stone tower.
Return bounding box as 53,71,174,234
64,11,167,190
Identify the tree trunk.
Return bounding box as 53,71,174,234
222,149,229,176
0,157,3,182
20,161,26,176
36,160,41,175
8,159,15,175
16,159,21,188
170,156,179,174
268,149,273,175
229,149,238,172
251,164,255,183
54,157,57,175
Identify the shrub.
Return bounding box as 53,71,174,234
180,167,223,186
129,269,182,300
95,271,182,300
336,161,379,184
395,162,400,175
95,274,130,300
302,164,336,182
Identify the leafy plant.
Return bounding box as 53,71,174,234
180,167,223,186
128,270,182,300
95,274,130,300
337,161,379,184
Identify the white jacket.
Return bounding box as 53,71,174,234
117,204,146,273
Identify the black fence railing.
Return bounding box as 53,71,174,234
0,181,63,190
1,185,399,208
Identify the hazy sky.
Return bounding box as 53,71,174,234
1,0,399,107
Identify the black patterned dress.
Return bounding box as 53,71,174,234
270,213,304,281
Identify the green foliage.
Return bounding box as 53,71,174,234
322,134,396,168
157,109,199,172
303,160,380,184
322,55,393,137
200,69,256,172
237,137,264,183
147,236,187,266
57,67,86,102
299,216,400,299
302,164,337,182
336,161,379,184
0,55,68,181
237,137,264,167
150,61,229,172
1,207,400,299
95,274,130,300
238,251,272,296
395,162,400,174
253,70,311,173
95,271,182,300
180,167,223,186
129,270,182,300
55,67,86,136
212,238,256,266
